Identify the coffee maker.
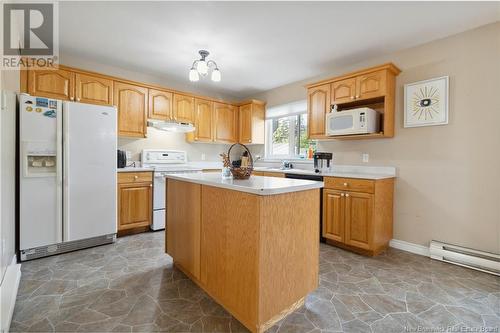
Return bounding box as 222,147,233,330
313,152,333,173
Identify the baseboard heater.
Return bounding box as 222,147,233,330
429,240,500,276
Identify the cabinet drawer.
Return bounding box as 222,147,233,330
324,177,374,193
118,172,153,184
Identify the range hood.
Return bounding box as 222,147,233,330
147,119,195,133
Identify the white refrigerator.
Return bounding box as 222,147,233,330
19,95,117,261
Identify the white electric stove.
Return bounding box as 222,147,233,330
141,149,202,231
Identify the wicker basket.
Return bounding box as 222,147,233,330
227,143,253,179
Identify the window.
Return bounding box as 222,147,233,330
265,101,316,159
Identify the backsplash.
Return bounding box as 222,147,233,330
118,127,264,163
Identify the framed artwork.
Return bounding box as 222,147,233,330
404,76,449,128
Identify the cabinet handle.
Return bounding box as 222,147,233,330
350,96,355,100
355,95,360,99
343,182,348,186
341,193,345,197
134,175,138,180
346,193,350,197
149,184,153,187
70,96,74,101
76,97,81,102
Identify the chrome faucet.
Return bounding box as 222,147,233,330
281,160,294,170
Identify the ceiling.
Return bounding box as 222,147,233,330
59,2,500,99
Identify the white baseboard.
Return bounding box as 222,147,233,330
0,255,21,332
389,239,430,257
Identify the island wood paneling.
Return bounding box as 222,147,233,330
166,180,201,280
167,180,320,333
258,189,319,326
200,186,259,328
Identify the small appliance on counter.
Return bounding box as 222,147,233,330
326,106,380,136
313,152,333,173
117,149,127,168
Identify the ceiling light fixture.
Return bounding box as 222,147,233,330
189,50,221,82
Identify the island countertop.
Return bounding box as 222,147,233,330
165,173,323,195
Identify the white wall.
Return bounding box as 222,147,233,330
252,22,500,254
0,71,19,280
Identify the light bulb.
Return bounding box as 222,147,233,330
196,60,208,75
211,68,221,82
189,68,199,82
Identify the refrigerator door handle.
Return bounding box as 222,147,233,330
56,104,64,243
62,104,70,241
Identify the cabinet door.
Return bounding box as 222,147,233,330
214,102,238,143
75,73,113,105
307,84,330,139
344,192,373,250
356,70,386,100
193,99,213,142
114,82,148,137
173,94,195,123
239,104,252,143
322,189,344,242
331,78,356,104
117,182,152,231
28,69,75,101
148,89,173,120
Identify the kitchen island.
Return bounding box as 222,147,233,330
165,173,323,333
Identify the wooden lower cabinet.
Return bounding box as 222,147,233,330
117,172,153,234
344,191,373,250
322,189,344,243
322,177,393,255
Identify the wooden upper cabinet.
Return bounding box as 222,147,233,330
114,81,148,138
356,70,386,101
239,104,252,143
344,191,373,250
173,94,195,124
148,89,173,120
75,73,113,106
323,189,345,243
331,78,357,104
214,102,238,143
239,102,265,145
28,69,75,101
307,84,330,139
193,99,214,142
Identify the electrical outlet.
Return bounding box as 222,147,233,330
362,153,369,163
201,153,206,161
125,151,132,159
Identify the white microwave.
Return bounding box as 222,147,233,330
325,107,380,136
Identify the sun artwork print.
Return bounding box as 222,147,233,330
404,76,448,127
412,86,439,121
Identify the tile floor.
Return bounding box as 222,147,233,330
10,232,499,332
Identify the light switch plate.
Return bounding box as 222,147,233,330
362,153,369,163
